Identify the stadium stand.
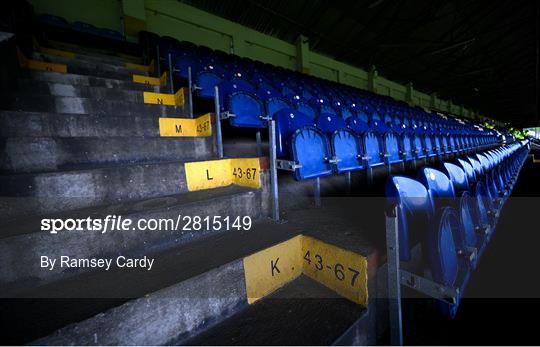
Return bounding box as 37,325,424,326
0,3,532,345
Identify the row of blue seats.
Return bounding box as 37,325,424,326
38,14,125,42
149,35,503,135
140,35,506,181
274,108,498,180
386,140,530,317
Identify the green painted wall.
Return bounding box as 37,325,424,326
30,0,497,123
29,0,123,32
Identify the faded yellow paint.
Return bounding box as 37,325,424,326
184,157,262,191
301,235,368,305
242,235,369,306
17,48,67,73
230,158,262,189
132,71,166,86
159,113,212,137
243,235,303,304
143,87,186,107
184,159,232,191
126,60,154,72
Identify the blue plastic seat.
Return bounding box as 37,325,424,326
295,101,317,120
218,78,255,108
195,70,222,98
418,168,477,269
290,127,333,180
226,92,266,128
331,129,365,173
265,97,292,119
274,108,314,158
385,176,434,261
442,162,469,194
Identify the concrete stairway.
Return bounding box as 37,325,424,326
0,39,379,345
0,40,269,288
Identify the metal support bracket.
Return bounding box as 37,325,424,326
276,159,302,171
221,111,236,120
400,270,460,304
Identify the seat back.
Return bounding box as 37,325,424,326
315,113,346,135
290,127,333,180
227,92,266,128
195,71,222,98
442,162,469,194
331,128,364,173
386,176,434,261
400,133,414,161
384,132,402,164
274,108,313,157
426,207,459,288
295,101,317,120
266,97,291,119
363,131,384,167
418,168,456,203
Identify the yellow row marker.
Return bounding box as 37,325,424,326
17,48,67,73
33,37,76,59
184,157,263,191
143,87,187,107
133,71,167,86
243,235,303,304
301,235,368,305
159,113,212,137
126,60,154,72
243,235,368,306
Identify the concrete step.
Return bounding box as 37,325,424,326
0,157,269,218
15,79,163,101
183,275,370,346
0,111,194,137
0,135,216,173
32,51,150,76
1,215,291,344
27,70,161,92
46,40,143,64
5,203,379,345
0,185,268,289
4,94,185,117
33,50,142,68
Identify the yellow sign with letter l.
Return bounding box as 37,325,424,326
184,157,263,191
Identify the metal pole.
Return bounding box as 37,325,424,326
367,166,373,185
268,120,280,221
213,86,224,158
386,205,403,346
346,171,352,195
188,66,194,118
314,177,321,207
256,130,262,157
168,53,174,94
